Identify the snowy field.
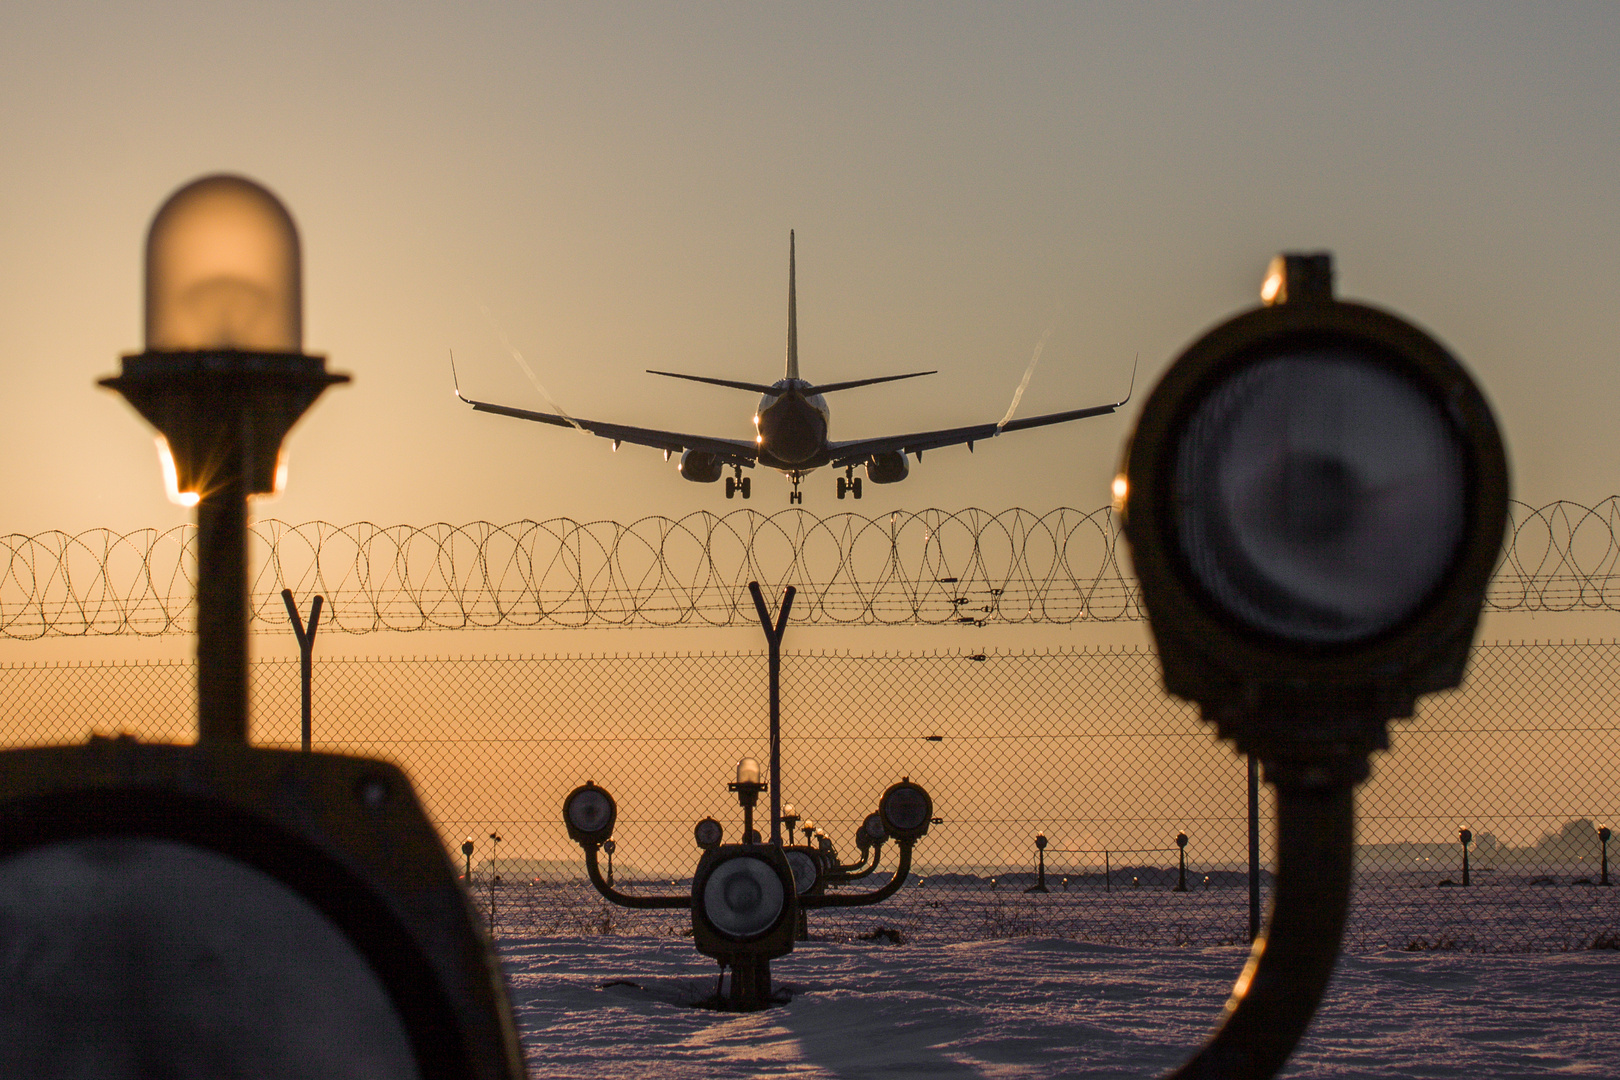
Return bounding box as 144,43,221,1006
503,934,1618,1078
488,875,1620,953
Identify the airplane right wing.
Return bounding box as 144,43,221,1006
455,389,760,468
825,401,1126,469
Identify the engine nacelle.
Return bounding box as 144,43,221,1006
678,449,724,483
865,451,910,485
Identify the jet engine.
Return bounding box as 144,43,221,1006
865,451,910,484
678,450,724,483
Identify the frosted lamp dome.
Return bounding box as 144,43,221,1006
145,174,302,352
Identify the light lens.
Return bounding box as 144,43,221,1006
881,783,932,836
1171,346,1466,644
702,855,786,939
863,813,885,841
735,757,761,785
694,818,723,849
566,787,614,836
784,849,819,895
0,838,416,1076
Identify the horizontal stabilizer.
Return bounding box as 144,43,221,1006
647,370,782,394
808,371,937,395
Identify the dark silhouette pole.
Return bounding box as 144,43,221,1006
1600,826,1611,886
1459,827,1472,886
1175,831,1188,892
488,831,502,934
461,837,474,882
280,589,323,752
748,582,795,846
1026,834,1049,893
1248,754,1261,942
603,838,616,887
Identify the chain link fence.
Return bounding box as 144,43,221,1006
1,642,1614,951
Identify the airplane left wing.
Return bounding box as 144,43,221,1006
456,390,759,468
826,400,1124,470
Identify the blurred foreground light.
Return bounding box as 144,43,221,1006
144,174,301,352
0,838,415,1078
1117,250,1508,757
103,174,347,502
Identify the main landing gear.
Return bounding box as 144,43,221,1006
725,468,752,500
836,468,863,501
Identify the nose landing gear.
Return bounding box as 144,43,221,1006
726,469,752,500
789,473,804,504
836,469,863,500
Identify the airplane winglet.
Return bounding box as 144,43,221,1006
449,349,468,401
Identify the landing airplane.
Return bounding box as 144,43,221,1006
453,233,1131,503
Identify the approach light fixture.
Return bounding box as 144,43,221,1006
689,842,799,1006
783,846,823,897
1114,251,1508,1079
3,175,525,1080
695,817,724,851
879,779,934,843
564,782,617,847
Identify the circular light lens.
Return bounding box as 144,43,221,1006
783,849,819,895
863,813,886,842
0,838,417,1077
881,783,932,836
702,855,786,939
694,818,723,849
1171,346,1466,644
565,787,613,835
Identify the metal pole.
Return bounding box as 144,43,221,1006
748,582,795,847
281,589,323,753
1248,754,1261,943
1105,850,1110,893
195,474,249,745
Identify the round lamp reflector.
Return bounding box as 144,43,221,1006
880,782,933,838
694,818,723,849
0,837,417,1078
702,854,787,940
784,849,820,895
564,785,615,840
1171,346,1466,644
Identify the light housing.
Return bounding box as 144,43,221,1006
690,844,798,962
101,175,347,502
782,845,822,896
879,779,934,843
1117,253,1508,758
694,817,723,850
563,782,617,847
0,739,524,1079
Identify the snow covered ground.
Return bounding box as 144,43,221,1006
503,935,1617,1078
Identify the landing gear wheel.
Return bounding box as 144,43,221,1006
740,477,751,500
837,477,848,500
851,477,862,500
725,477,737,499
837,470,864,500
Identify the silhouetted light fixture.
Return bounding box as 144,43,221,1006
695,817,723,850
564,782,617,847
101,175,348,745
1115,251,1508,1078
879,779,934,843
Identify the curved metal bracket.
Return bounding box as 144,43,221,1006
1165,783,1353,1079
825,844,880,884
801,841,912,909
582,845,690,910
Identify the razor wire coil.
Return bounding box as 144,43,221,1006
0,499,1617,637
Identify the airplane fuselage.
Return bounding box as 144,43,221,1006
755,380,831,472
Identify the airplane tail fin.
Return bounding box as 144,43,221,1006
785,230,799,381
